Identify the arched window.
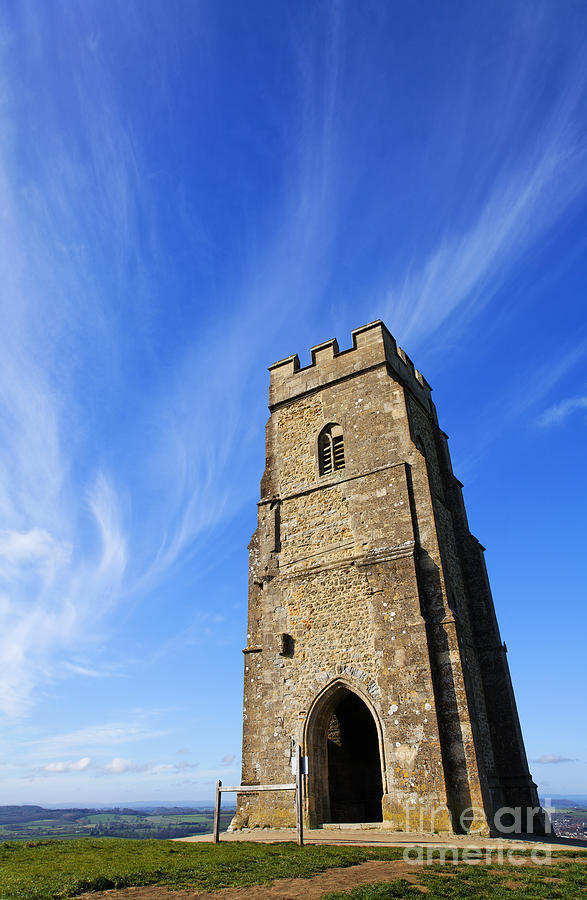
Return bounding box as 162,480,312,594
318,424,345,476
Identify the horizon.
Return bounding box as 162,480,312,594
5,800,236,810
8,795,587,809
0,0,585,805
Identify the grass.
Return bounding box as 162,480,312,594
0,839,585,900
0,840,405,899
322,883,423,899
322,857,587,899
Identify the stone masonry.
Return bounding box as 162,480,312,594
233,320,544,836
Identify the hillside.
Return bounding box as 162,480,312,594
0,805,233,841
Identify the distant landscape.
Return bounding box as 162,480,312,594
2,798,586,841
0,804,235,840
541,797,587,841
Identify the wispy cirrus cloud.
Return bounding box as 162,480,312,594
29,718,167,757
381,7,587,349
538,395,587,427
384,149,586,346
62,662,114,679
0,0,348,724
122,10,348,591
0,469,127,718
454,337,587,481
0,528,72,581
0,0,585,733
0,4,138,718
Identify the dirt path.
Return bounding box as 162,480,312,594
74,859,426,899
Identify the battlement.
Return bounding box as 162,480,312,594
268,320,433,410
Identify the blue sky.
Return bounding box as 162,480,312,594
0,0,585,805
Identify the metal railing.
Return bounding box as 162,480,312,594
213,746,305,845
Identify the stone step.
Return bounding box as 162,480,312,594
320,822,384,830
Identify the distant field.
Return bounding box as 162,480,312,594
0,808,234,841
84,814,148,824
0,829,90,841
146,814,213,824
554,807,587,820
0,822,90,840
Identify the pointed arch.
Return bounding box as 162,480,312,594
304,678,386,825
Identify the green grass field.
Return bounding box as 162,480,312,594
0,839,585,900
82,813,215,825
0,822,91,840
145,813,213,824
84,814,146,824
322,858,587,898
0,840,402,899
0,809,233,841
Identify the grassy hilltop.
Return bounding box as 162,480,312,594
1,839,586,900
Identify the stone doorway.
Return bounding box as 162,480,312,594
305,681,384,826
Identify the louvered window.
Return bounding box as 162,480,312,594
318,424,345,476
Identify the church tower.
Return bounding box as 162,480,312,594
235,320,543,835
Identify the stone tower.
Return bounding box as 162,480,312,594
235,320,543,835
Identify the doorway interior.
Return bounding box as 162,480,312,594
306,682,384,825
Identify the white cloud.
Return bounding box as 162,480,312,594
221,753,235,766
0,473,127,719
532,754,577,765
102,758,198,776
43,757,91,773
538,395,587,427
0,528,71,580
104,757,136,775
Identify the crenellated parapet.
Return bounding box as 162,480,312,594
268,320,433,412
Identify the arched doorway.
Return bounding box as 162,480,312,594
305,682,384,825
327,692,383,822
